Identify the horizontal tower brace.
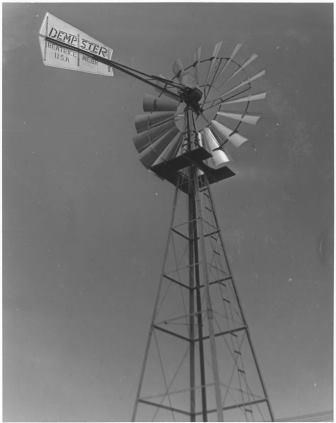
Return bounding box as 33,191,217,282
156,310,207,326
163,274,191,290
171,228,192,241
162,274,231,292
194,276,232,290
140,382,264,402
167,260,226,274
141,382,217,400
152,324,191,342
138,399,191,416
196,326,247,342
197,398,268,415
152,325,247,343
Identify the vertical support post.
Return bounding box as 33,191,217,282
190,166,208,422
195,178,224,422
188,172,196,421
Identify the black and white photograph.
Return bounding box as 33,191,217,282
3,2,333,422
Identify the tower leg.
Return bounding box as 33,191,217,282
190,167,208,422
188,171,196,421
131,182,181,422
194,174,223,422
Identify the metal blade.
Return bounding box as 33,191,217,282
210,120,248,148
135,111,175,133
202,127,230,168
139,127,179,168
217,43,242,81
222,92,266,105
227,53,258,81
193,46,202,85
143,94,179,112
152,133,184,166
220,70,266,97
133,120,177,152
173,58,197,88
216,111,260,125
205,41,223,86
182,73,198,88
172,59,184,81
196,131,203,148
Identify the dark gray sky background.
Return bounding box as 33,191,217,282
3,3,333,421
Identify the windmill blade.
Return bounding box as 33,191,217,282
205,41,223,86
210,120,248,148
133,120,177,152
222,92,266,105
227,53,258,81
143,94,179,112
220,70,266,97
202,127,230,168
193,46,202,85
182,73,198,88
172,58,184,81
135,111,175,133
173,59,197,88
152,133,184,166
216,111,260,125
196,131,203,148
139,127,180,168
217,43,242,82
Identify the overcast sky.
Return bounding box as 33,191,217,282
3,3,333,421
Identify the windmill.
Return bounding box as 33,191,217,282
39,12,273,422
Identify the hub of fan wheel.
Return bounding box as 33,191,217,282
181,87,203,114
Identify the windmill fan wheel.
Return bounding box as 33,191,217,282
132,42,266,189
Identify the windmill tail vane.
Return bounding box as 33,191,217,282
38,12,184,96
38,11,273,422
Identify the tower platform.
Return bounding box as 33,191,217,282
151,146,235,193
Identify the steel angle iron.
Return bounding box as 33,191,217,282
39,12,273,422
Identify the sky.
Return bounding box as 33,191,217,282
3,2,333,421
